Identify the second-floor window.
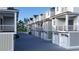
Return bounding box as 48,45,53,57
53,20,55,25
48,12,49,16
61,7,67,12
57,7,59,11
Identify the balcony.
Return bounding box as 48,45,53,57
56,25,77,31
0,25,14,32
35,27,43,31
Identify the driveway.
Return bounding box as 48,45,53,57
14,33,69,51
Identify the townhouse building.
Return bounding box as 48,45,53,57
0,7,18,51
26,7,79,49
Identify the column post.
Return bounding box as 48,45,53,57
65,15,69,31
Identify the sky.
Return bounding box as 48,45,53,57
16,7,51,21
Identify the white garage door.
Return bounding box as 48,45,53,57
53,32,59,45
59,33,68,48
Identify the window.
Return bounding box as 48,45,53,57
61,7,64,12
48,12,49,16
57,7,59,11
50,7,55,11
61,7,67,12
53,20,55,25
54,32,58,35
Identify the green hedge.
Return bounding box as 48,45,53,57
48,31,52,39
17,28,27,32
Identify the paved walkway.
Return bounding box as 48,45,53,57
14,33,69,51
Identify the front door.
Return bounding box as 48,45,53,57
68,20,73,31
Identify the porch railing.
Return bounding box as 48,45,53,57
0,25,14,32
56,25,77,31
35,27,43,31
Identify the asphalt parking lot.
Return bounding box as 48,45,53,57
14,33,72,51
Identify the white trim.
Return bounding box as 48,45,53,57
69,31,79,33
66,46,79,49
57,31,79,33
0,32,16,34
59,33,61,46
14,12,17,33
65,15,68,31
52,32,54,43
11,34,14,51
68,32,70,48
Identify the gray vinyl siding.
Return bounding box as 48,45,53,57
0,34,13,51
70,32,79,46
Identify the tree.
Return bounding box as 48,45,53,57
17,20,24,29
17,20,27,32
24,18,28,23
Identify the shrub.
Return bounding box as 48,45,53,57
14,34,20,39
29,31,32,35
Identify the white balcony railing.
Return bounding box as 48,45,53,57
0,25,14,32
56,25,77,31
31,27,43,31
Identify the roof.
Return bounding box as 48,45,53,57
50,11,79,19
0,9,19,13
27,11,79,25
